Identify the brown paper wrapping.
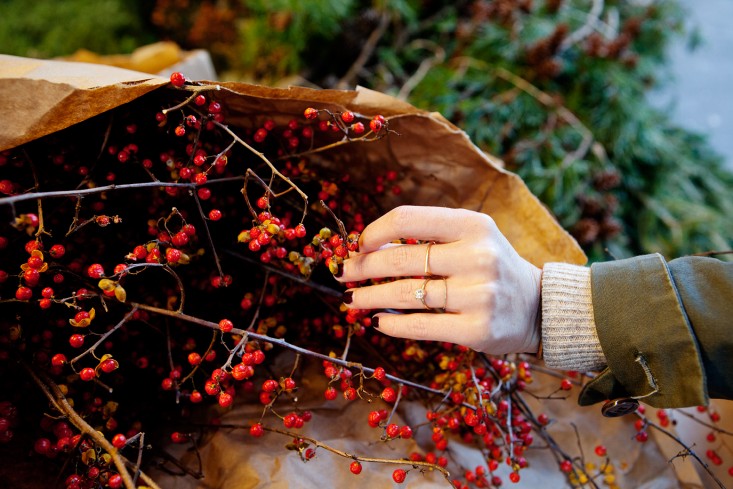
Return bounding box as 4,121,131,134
0,54,584,268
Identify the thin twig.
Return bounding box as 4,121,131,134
219,424,453,484
130,302,478,410
645,419,727,489
336,9,391,89
560,0,605,51
70,306,138,366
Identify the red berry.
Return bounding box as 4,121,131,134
386,423,400,438
188,352,202,366
343,387,357,401
194,173,207,185
509,472,520,483
208,209,222,221
373,366,386,381
174,125,186,137
170,72,186,87
283,378,296,390
560,460,573,473
79,368,95,381
15,286,32,301
253,350,266,364
100,358,118,373
304,107,319,120
594,445,607,457
262,379,279,392
392,469,407,483
170,432,188,443
254,128,268,143
369,118,383,133
341,111,355,123
219,319,234,333
351,122,365,134
399,425,413,439
208,101,222,114
560,379,573,390
350,461,362,474
218,391,233,408
172,231,189,247
381,387,397,403
86,263,105,279
636,431,649,442
368,411,382,428
69,334,84,348
250,423,264,437
51,354,67,367
324,387,337,401
111,433,126,449
195,94,206,106
204,379,220,396
165,247,181,264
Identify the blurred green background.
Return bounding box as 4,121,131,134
1,0,731,261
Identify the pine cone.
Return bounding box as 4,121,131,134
572,218,600,245
593,169,622,191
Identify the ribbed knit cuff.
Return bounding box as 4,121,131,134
541,262,607,371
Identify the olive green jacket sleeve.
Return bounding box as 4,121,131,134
578,254,733,408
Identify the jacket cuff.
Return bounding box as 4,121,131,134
541,263,607,371
579,254,708,408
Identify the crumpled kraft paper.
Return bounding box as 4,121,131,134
0,54,584,268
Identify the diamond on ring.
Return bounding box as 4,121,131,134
414,289,425,300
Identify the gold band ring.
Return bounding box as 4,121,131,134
424,241,435,277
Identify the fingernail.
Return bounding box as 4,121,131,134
334,262,344,278
343,290,353,304
371,316,379,329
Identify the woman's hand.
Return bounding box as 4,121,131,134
335,206,542,355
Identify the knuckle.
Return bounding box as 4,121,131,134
388,206,412,233
473,247,497,273
475,283,496,310
397,280,416,304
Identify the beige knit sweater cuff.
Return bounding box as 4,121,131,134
541,262,607,371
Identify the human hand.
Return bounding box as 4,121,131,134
336,206,542,355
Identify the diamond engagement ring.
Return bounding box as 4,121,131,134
414,277,447,312
415,278,431,309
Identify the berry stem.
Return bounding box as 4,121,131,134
211,119,310,221
162,85,222,115
383,382,404,428
179,330,218,385
220,272,270,372
193,190,225,281
231,424,453,484
0,177,246,207
130,302,478,409
70,306,138,366
642,415,727,489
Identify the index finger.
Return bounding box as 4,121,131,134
358,206,483,252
